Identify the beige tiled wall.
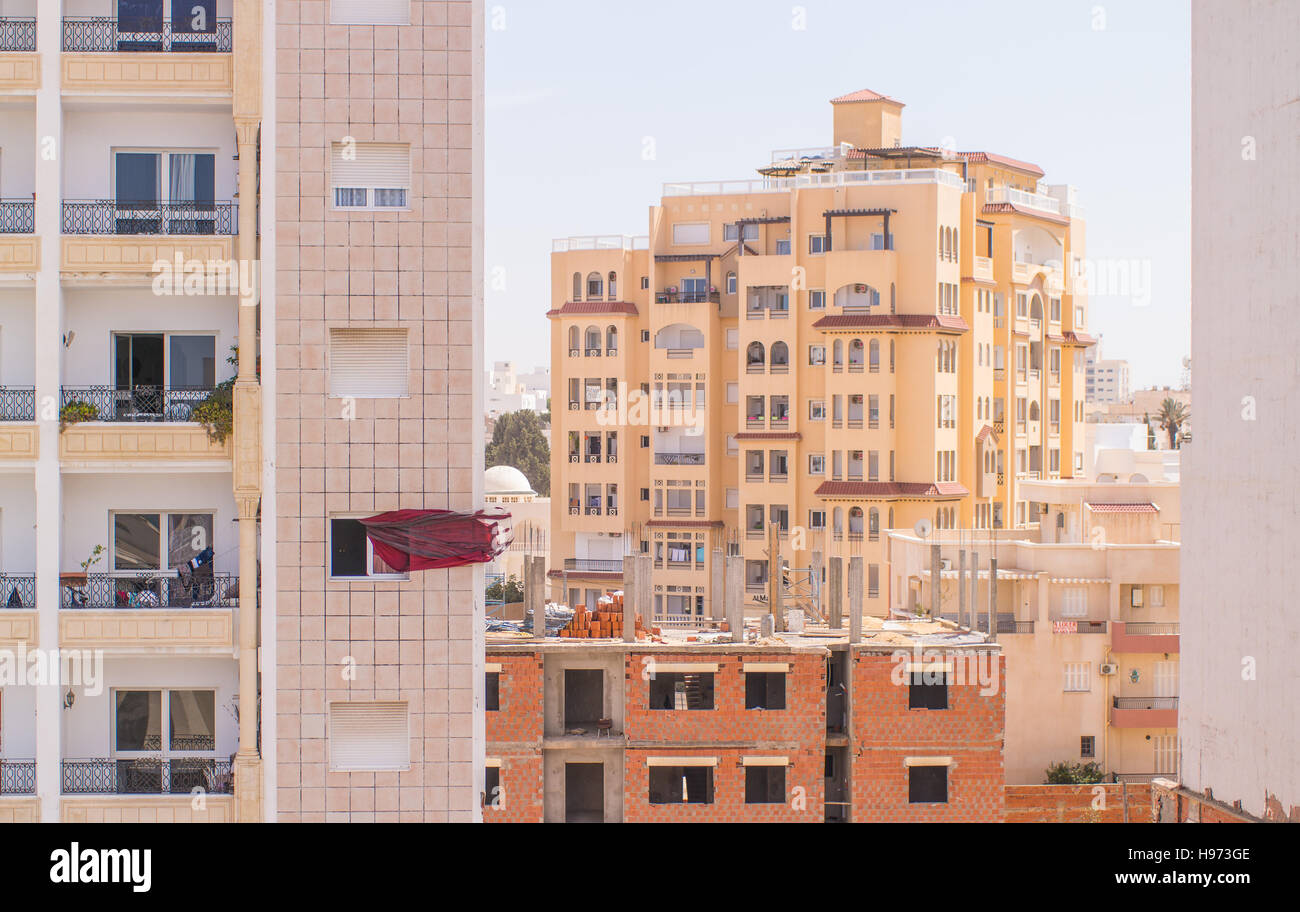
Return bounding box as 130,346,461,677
274,0,481,822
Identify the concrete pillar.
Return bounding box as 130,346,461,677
768,523,784,632
970,551,979,632
829,557,843,629
810,549,824,622
958,549,967,628
531,556,547,639
929,543,941,620
710,548,725,621
34,0,63,824
636,554,652,629
848,557,863,645
622,556,638,643
989,558,999,642
1108,580,1122,623
726,554,743,640
1037,572,1051,628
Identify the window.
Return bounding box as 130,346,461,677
726,488,739,510
672,222,710,245
113,149,216,223
649,765,714,804
329,517,406,580
908,672,949,710
1080,736,1096,759
726,382,739,404
641,330,651,343
485,673,500,712
113,511,214,574
1149,585,1166,607
745,766,786,804
484,766,501,807
328,329,410,398
114,689,216,756
328,702,410,772
808,234,828,255
649,673,715,710
909,765,948,804
725,328,739,350
330,0,410,25
1063,663,1091,693
726,272,738,295
809,290,826,310
724,223,759,242
809,510,826,530
745,673,786,710
809,344,826,366
330,142,411,210
1062,587,1087,618
809,400,826,421
808,454,825,475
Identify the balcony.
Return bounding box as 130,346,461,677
62,758,233,796
61,573,238,610
986,186,1062,216
0,761,35,796
61,386,215,424
656,291,719,305
655,453,705,467
0,574,35,608
1110,697,1179,729
0,200,34,234
1112,621,1180,654
0,388,35,422
972,256,994,282
564,559,623,574
1049,619,1107,634
62,18,233,53
0,18,35,53
63,200,236,236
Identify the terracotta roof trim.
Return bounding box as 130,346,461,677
814,481,970,500
547,301,640,318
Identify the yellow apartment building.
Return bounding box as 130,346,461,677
548,89,1093,626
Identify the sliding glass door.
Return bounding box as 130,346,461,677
114,151,215,235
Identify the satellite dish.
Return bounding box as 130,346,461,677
914,519,933,539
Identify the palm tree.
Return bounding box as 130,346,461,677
1157,398,1190,450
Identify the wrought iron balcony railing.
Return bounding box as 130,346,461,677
61,573,238,609
0,200,34,233
62,758,233,796
62,200,237,236
60,386,214,423
0,18,36,52
62,18,233,53
1,575,36,609
1113,697,1179,711
0,760,35,795
0,387,35,421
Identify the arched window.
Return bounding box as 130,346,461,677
606,325,618,353
746,341,766,369
868,508,880,540
849,507,865,536
584,326,601,353
833,507,844,536
953,228,959,258
572,272,582,301
607,272,618,301
833,339,844,368
890,283,896,314
771,342,790,369
1030,401,1041,421
726,272,737,295
1030,295,1043,323
938,226,945,258
869,339,880,373
568,325,580,353
848,339,865,368
888,508,894,530
890,339,895,373
586,272,604,300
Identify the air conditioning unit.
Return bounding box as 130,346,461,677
1100,664,1119,676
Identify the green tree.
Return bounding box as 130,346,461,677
1156,397,1190,450
486,410,550,496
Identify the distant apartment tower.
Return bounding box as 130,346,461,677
548,90,1092,625
1085,341,1131,405
1170,0,1299,823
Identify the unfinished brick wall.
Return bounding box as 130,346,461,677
1006,784,1153,823
624,651,826,743
623,748,824,823
851,652,1006,822
483,752,544,824
485,652,543,743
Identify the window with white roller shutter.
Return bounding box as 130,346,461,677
330,142,411,210
329,0,410,25
328,328,410,398
329,702,410,772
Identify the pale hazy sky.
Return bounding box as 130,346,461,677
485,0,1191,389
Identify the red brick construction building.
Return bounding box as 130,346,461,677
484,627,1005,823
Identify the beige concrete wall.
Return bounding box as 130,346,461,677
273,0,484,822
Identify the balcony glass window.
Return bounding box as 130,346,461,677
329,517,406,580
114,688,216,757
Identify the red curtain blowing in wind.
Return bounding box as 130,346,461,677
360,509,514,572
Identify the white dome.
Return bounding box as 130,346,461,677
485,466,536,497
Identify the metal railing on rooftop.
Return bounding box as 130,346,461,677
664,168,966,198
62,200,237,236
62,18,233,53
552,235,648,253
985,186,1062,215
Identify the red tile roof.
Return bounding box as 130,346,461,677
546,301,639,318
976,425,998,444
959,151,1045,177
815,481,969,499
1086,502,1159,515
811,313,970,333
830,88,904,105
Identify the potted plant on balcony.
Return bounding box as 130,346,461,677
58,399,100,430
192,380,234,444
60,544,105,588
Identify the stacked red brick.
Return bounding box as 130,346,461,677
559,593,642,640
483,654,545,824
